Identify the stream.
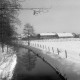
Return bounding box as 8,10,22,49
11,47,62,80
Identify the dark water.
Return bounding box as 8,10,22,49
11,48,62,80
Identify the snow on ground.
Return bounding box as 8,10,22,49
29,38,80,63
0,46,17,80
41,51,80,80
19,38,80,80
24,38,80,80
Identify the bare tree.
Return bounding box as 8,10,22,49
23,23,35,37
23,23,35,45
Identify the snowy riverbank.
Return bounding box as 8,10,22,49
0,46,17,80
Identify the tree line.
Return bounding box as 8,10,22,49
0,0,21,52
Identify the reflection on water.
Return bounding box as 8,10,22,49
18,50,37,72
12,48,61,80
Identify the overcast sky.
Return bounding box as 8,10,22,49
18,0,80,34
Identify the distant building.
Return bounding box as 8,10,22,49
39,32,59,39
72,33,80,38
77,34,80,38
57,33,74,38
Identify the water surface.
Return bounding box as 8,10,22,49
12,48,62,80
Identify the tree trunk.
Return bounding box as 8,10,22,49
1,44,4,53
7,45,8,53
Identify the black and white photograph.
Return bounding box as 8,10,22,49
0,0,80,80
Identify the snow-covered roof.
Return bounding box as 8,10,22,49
40,33,57,36
57,33,73,37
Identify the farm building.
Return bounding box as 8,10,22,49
37,32,75,39
57,33,74,38
39,32,59,39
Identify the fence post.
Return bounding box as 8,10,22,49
38,44,39,47
52,47,54,53
65,50,67,58
45,45,47,50
48,47,50,52
40,45,41,48
37,44,39,47
57,48,60,55
43,45,44,49
32,43,34,46
35,43,36,47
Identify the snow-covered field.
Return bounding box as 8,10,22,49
26,38,80,63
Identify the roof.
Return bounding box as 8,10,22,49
57,33,73,37
40,33,57,36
